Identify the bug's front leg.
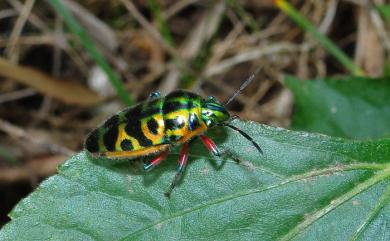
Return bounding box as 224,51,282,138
200,135,241,165
148,91,161,101
164,142,189,198
143,150,169,171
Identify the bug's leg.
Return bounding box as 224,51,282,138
164,142,189,198
148,91,161,100
143,150,169,171
200,135,221,157
200,135,241,165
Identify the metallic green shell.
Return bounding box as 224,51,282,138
85,90,231,155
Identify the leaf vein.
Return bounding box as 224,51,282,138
120,165,380,240
279,170,390,241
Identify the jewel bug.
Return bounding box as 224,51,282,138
85,68,263,197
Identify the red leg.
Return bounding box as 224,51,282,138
144,151,169,171
200,135,241,164
200,135,221,156
177,142,189,172
165,142,189,198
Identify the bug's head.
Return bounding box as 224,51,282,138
199,67,264,154
201,96,230,127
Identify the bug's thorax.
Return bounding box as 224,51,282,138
162,90,207,143
200,96,230,128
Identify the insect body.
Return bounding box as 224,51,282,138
85,71,263,197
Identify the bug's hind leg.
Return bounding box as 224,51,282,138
143,150,169,171
200,135,241,166
164,142,189,198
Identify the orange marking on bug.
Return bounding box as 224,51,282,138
115,123,141,151
105,144,170,158
141,115,165,145
165,109,189,137
178,123,207,144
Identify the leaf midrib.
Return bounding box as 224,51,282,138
279,169,390,241
120,165,386,240
349,183,390,241
172,152,285,178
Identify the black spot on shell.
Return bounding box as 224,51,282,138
124,104,142,120
85,129,99,153
165,117,185,130
103,114,119,128
189,113,200,131
103,127,118,151
166,90,199,100
102,115,119,151
147,118,159,135
162,102,181,114
125,120,153,147
120,139,133,151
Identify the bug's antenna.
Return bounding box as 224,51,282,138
225,124,263,154
224,66,262,107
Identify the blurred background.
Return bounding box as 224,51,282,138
0,0,389,227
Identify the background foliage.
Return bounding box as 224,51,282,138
286,76,390,139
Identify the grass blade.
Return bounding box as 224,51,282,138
274,0,364,76
47,0,133,105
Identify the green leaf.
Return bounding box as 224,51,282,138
285,76,390,139
1,121,390,240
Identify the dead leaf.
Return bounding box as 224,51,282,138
0,57,102,106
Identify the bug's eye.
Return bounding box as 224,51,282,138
205,110,213,116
